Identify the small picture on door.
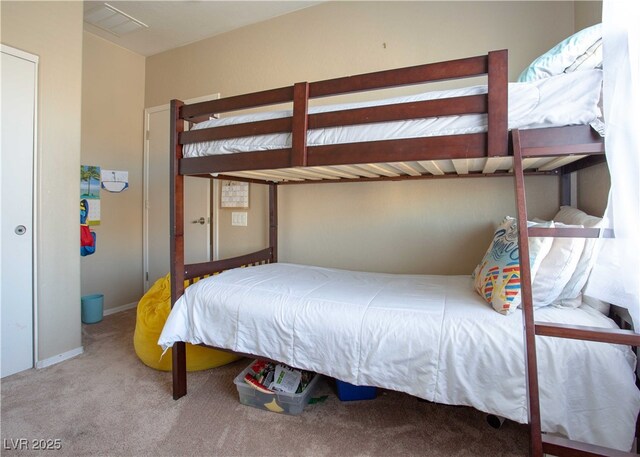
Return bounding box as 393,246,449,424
220,180,249,208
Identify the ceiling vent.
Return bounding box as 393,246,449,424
84,3,149,37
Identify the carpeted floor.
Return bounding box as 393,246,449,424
1,309,528,456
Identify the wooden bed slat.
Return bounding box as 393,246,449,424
221,172,282,183
393,161,423,177
334,165,380,178
286,167,340,180
314,166,360,179
452,159,469,175
482,157,509,174
417,160,445,175
542,434,636,457
561,154,606,174
274,168,330,181
362,163,400,177
238,170,305,182
520,157,544,171
537,155,587,171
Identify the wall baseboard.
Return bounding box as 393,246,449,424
36,346,84,369
103,301,138,316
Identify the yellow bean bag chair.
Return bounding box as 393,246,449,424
134,274,240,371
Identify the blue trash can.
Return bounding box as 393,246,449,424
81,294,104,324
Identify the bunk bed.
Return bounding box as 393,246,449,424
159,49,640,456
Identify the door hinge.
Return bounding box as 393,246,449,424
145,272,149,281
145,130,150,140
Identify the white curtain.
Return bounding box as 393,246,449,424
585,0,640,328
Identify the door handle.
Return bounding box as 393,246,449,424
191,217,206,225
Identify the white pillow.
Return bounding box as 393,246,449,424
473,217,554,315
518,23,602,82
581,294,611,315
552,206,603,303
531,221,586,308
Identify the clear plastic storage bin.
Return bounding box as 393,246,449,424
234,360,321,415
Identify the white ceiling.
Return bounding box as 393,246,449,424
83,1,324,57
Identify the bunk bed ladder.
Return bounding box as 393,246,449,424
511,128,640,457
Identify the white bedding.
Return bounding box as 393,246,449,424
184,69,603,158
159,262,639,451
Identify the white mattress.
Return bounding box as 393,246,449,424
159,262,639,451
184,69,603,157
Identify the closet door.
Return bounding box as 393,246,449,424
1,45,37,377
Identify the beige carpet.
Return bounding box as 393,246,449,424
1,309,528,456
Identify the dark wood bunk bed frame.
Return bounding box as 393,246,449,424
168,50,639,457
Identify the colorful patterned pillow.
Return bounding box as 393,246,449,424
473,217,554,315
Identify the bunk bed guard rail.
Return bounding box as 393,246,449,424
175,49,508,176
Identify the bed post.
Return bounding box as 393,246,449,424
291,82,309,167
269,183,278,263
560,171,572,207
170,99,187,400
487,49,508,157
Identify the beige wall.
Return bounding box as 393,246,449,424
145,1,576,274
81,32,146,311
146,1,576,107
215,179,269,259
575,1,602,30
1,2,83,360
577,163,609,217
280,176,559,274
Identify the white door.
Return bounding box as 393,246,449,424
1,46,37,377
144,97,217,290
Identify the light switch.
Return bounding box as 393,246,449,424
232,212,248,226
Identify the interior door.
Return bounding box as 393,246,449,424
1,46,37,377
144,102,214,290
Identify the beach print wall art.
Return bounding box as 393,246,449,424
80,165,100,225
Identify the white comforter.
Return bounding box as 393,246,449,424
184,69,603,157
159,263,639,451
